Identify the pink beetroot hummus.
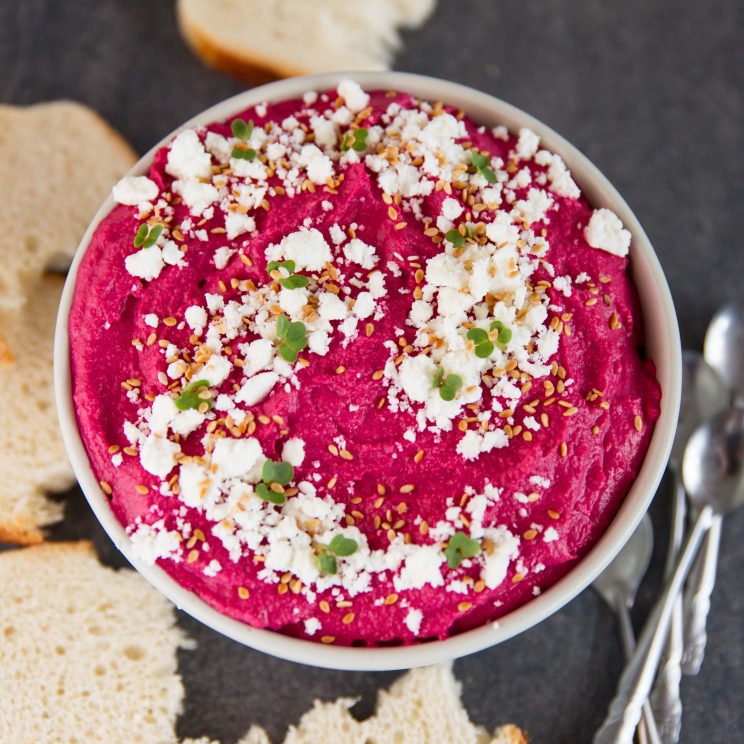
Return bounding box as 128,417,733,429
69,80,660,646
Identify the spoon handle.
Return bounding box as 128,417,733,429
593,506,713,744
650,472,685,743
681,514,722,674
616,604,663,744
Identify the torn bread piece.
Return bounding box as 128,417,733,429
0,541,190,743
177,0,436,83
0,101,136,313
0,275,74,543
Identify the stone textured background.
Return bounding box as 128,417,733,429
1,1,741,741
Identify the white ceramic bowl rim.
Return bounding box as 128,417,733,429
54,71,681,671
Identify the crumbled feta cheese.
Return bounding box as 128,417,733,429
584,208,631,257
113,176,158,206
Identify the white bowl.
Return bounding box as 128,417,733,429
54,71,681,671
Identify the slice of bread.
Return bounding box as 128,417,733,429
0,275,75,544
0,541,190,743
177,0,436,83
0,101,136,314
283,664,527,744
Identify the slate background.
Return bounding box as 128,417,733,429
1,1,742,742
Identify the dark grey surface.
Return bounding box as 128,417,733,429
1,1,743,742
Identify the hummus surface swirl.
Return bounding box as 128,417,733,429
70,80,660,645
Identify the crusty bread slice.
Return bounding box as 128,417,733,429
282,664,527,744
177,0,436,83
0,541,190,743
0,101,136,314
0,275,74,544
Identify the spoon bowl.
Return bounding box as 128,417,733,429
704,303,744,403
682,408,744,516
594,514,654,609
672,351,729,468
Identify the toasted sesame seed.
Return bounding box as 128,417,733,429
414,449,425,463
187,549,199,564
319,600,331,614
399,484,415,493
237,586,250,600
327,475,338,489
321,635,335,644
99,480,112,495
135,484,149,495
335,365,346,374
559,442,568,457
548,510,560,519
457,601,472,612
384,593,398,605
163,316,177,327
377,483,386,495
523,529,538,540
563,406,579,417
340,449,354,461
342,612,355,625
387,205,398,220
277,583,289,595
372,369,384,380
328,444,339,456
592,424,600,435
511,573,525,583
609,312,622,330
634,415,643,432
395,221,407,230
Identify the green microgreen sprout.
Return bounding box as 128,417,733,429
231,117,257,160
340,127,369,152
275,313,308,363
432,366,463,402
133,223,163,249
445,229,465,248
255,459,295,505
466,320,512,359
316,534,359,575
471,150,497,183
175,379,213,411
267,259,310,289
445,531,481,569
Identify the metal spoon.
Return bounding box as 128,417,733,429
593,515,661,744
682,303,744,674
593,408,744,744
651,351,728,741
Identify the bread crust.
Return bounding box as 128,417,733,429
177,4,308,84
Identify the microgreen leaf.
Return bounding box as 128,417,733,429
490,320,512,345
467,327,495,358
439,373,462,401
231,118,254,140
433,366,463,401
231,146,257,161
471,150,497,183
276,315,308,363
352,128,369,152
328,534,358,557
142,224,163,248
255,482,286,505
318,550,338,575
466,328,489,344
277,314,290,337
262,459,294,486
445,229,465,247
267,259,296,276
175,379,213,411
133,223,149,248
278,274,310,289
445,531,481,569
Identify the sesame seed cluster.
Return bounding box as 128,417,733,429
71,80,659,644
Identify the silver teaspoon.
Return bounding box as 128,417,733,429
651,351,727,742
593,515,661,744
593,408,744,744
682,303,744,674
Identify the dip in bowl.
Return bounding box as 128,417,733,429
55,72,680,671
